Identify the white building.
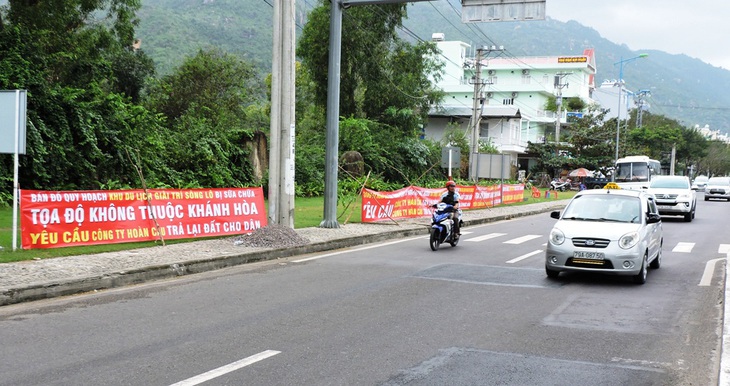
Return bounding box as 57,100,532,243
425,34,597,176
592,79,636,121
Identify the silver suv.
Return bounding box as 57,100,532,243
647,175,696,222
705,177,730,201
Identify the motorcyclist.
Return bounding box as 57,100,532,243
439,180,462,235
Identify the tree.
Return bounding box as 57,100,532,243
143,48,267,188
697,141,730,177
297,2,443,123
527,108,616,177
0,0,162,199
295,0,445,190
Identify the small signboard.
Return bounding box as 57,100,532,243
461,0,546,23
0,90,27,154
441,146,461,169
604,182,621,190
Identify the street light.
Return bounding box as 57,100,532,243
613,53,648,180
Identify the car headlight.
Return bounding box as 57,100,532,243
550,228,565,245
619,231,639,249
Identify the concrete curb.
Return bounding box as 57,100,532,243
0,202,567,307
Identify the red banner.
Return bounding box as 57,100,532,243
20,188,267,249
501,184,525,204
361,184,524,223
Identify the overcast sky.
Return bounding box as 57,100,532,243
545,0,729,70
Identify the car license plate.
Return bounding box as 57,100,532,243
657,205,672,210
573,251,605,260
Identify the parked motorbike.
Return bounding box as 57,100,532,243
550,178,572,192
429,203,462,251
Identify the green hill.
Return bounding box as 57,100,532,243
133,0,730,133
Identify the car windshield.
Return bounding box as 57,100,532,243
708,177,730,185
693,176,708,183
562,194,642,223
650,178,689,189
615,162,649,183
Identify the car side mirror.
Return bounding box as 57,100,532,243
646,213,662,224
550,211,560,219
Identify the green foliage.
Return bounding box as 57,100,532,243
143,48,266,188
697,141,730,177
298,1,444,130
527,109,616,176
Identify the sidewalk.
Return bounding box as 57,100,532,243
0,199,565,306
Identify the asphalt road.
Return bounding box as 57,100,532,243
0,195,727,386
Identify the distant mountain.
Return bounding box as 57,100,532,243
133,0,729,133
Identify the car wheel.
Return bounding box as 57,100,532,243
633,253,648,284
429,229,440,251
650,243,662,269
684,211,692,222
704,196,709,201
546,266,560,278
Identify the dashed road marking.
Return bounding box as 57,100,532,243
506,250,543,264
466,232,506,242
504,235,542,244
169,350,280,386
699,258,725,286
672,242,695,253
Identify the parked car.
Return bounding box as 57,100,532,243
704,176,730,201
691,175,709,191
646,175,696,222
545,189,663,284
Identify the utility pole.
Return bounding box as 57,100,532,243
635,89,650,128
468,45,502,181
268,0,295,227
553,72,569,143
319,0,432,228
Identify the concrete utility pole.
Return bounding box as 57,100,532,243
319,0,430,228
320,0,344,228
635,89,650,128
468,45,502,181
553,72,569,143
268,0,296,227
468,48,483,182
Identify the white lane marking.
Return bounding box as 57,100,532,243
506,250,543,264
292,236,423,263
719,253,730,386
699,258,726,287
170,350,281,386
672,242,695,253
466,232,506,242
503,235,542,244
720,244,730,254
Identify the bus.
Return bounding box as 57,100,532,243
614,155,662,189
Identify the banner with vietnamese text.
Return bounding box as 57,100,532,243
21,188,267,249
361,184,524,223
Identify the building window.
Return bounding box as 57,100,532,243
502,98,514,105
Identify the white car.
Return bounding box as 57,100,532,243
705,177,730,201
545,189,663,284
691,175,709,191
646,175,696,222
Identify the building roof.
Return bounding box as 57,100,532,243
430,105,521,119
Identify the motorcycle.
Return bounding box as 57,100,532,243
429,202,462,251
550,177,572,192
